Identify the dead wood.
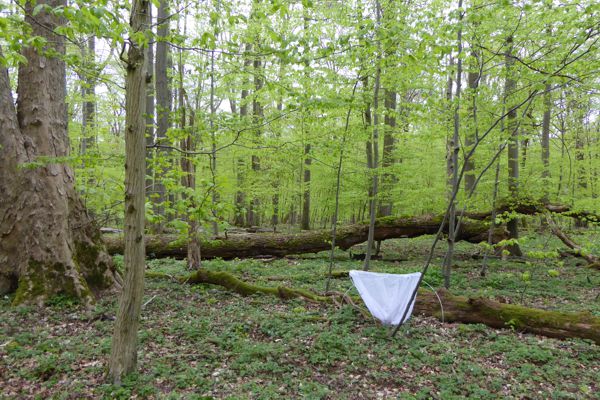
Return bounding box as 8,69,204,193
104,215,508,259
545,213,600,270
147,270,600,344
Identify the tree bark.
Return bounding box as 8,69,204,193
234,43,253,227
108,0,149,384
504,36,522,256
464,50,479,194
541,84,551,201
301,143,311,230
379,88,396,217
444,2,463,288
247,53,263,227
0,1,117,303
80,36,96,155
104,215,508,259
149,270,600,345
145,1,155,196
151,0,172,231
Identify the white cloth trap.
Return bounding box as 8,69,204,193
349,270,421,326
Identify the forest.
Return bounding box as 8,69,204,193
0,0,599,398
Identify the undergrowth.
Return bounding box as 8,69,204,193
1,233,599,399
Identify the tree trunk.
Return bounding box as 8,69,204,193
234,43,252,227
145,1,155,196
80,36,96,155
152,270,600,345
445,56,454,199
301,143,311,230
108,0,148,384
444,3,463,288
504,36,522,256
379,88,396,217
247,53,263,227
151,0,172,232
104,215,508,259
541,84,551,201
177,35,201,270
464,50,479,194
0,1,117,303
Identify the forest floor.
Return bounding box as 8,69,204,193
1,229,599,399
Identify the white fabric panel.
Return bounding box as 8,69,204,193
349,270,421,326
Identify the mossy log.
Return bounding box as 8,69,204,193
465,199,600,223
413,289,600,344
104,215,507,259
148,270,600,344
545,214,600,270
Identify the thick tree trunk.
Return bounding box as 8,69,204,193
149,270,600,344
0,1,117,303
104,215,508,259
109,0,149,383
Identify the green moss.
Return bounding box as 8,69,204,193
12,259,92,306
73,239,115,290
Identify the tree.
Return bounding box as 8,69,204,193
504,35,523,256
151,0,172,232
80,36,96,156
0,0,118,304
109,0,149,383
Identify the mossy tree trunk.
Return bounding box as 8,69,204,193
104,214,508,259
0,0,118,304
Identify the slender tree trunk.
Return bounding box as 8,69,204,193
80,36,96,155
445,56,454,197
0,0,117,302
209,50,219,236
108,0,148,383
152,0,172,231
271,66,284,231
247,54,263,227
364,0,382,271
300,8,312,231
444,0,463,288
464,50,479,194
504,36,522,256
235,44,252,227
541,84,551,201
379,88,396,217
301,143,311,230
145,2,155,197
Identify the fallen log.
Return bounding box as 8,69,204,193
104,215,508,259
148,270,600,344
546,214,600,271
465,199,600,223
